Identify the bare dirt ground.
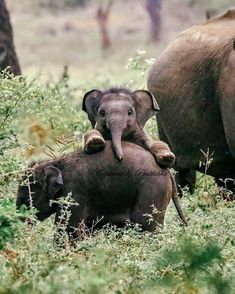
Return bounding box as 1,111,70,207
7,0,234,84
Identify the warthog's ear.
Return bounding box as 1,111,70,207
82,89,102,127
44,166,63,199
132,90,160,127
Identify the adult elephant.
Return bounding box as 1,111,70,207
147,9,235,194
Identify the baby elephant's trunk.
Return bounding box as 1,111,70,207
110,126,124,161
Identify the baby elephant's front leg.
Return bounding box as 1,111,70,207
150,141,175,168
84,130,105,154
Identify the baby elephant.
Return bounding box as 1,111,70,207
82,88,175,167
16,141,186,242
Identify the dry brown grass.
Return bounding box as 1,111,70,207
6,0,233,85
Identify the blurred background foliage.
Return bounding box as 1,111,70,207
7,0,235,84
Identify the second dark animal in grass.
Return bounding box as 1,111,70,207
82,88,175,168
16,141,186,243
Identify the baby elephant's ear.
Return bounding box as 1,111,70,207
132,90,160,127
82,89,102,127
44,166,63,199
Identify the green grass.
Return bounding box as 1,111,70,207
0,68,234,293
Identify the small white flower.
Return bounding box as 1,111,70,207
145,58,156,65
136,49,146,55
74,131,82,140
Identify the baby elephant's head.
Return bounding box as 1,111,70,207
16,165,64,221
82,88,159,160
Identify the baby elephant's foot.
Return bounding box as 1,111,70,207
156,151,175,168
84,130,105,154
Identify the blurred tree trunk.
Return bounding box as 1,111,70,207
0,0,21,75
146,0,162,42
96,0,113,50
48,0,57,8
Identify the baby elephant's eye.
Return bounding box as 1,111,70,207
128,109,133,115
99,109,105,117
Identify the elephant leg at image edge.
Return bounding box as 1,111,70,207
219,45,235,160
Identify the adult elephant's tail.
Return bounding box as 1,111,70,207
169,170,188,226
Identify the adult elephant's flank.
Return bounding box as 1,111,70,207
147,9,235,192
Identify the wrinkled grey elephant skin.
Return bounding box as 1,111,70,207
148,9,235,193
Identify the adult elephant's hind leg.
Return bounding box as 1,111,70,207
175,169,196,197
157,117,196,196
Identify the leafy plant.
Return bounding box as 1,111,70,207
0,57,234,294
151,235,232,293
